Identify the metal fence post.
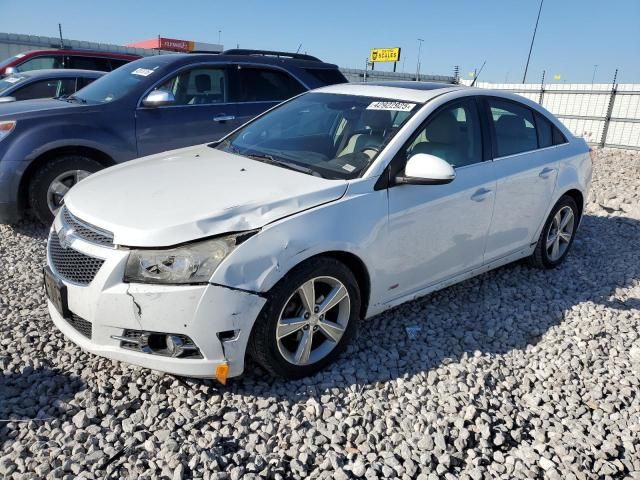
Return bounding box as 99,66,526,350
539,70,545,105
600,69,618,148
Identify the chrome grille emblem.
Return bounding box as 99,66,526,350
57,226,75,249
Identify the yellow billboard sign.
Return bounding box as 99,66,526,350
369,47,401,63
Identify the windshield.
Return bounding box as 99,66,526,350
0,74,27,94
73,59,167,103
215,92,419,179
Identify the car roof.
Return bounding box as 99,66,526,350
14,69,105,78
315,81,466,102
16,49,141,60
133,52,340,69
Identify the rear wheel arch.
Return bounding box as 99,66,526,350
562,188,584,222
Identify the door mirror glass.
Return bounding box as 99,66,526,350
396,153,456,185
142,89,175,107
0,96,16,103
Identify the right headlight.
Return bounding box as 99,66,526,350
124,234,245,285
0,120,16,142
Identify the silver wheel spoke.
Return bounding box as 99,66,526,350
49,180,70,197
297,280,315,313
276,317,307,340
559,231,572,243
294,329,313,364
546,232,557,249
551,236,560,259
560,210,573,230
75,170,90,183
318,320,345,343
318,285,347,315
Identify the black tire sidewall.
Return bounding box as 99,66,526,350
538,196,579,268
249,257,361,379
28,155,103,224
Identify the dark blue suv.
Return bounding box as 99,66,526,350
0,49,346,223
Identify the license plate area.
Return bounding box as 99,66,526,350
44,266,69,317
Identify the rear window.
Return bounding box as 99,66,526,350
303,68,347,86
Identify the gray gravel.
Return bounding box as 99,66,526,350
1,148,639,479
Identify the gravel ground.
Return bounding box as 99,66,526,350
1,149,639,480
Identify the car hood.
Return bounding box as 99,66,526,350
64,145,348,247
0,97,82,118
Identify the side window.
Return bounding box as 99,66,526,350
234,67,305,102
109,59,129,70
67,56,111,71
15,55,62,72
77,76,98,89
552,125,567,145
488,99,538,157
535,112,553,148
12,79,60,100
154,67,227,105
405,99,483,168
57,78,77,96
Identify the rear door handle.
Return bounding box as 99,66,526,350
539,167,557,179
213,115,235,122
471,187,492,202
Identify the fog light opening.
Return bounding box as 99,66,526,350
166,335,185,357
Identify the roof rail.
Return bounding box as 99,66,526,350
222,49,321,62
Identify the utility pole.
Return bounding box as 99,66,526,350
416,38,424,81
218,30,222,45
58,23,64,49
522,0,544,83
592,64,598,85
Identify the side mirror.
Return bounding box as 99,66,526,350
0,96,16,103
142,89,175,108
395,153,456,185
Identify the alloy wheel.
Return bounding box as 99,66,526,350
546,205,575,262
46,170,91,215
276,276,351,366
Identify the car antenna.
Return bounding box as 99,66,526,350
470,60,486,87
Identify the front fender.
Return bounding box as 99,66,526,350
211,179,387,308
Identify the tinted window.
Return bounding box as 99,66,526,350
67,56,111,71
155,67,227,105
58,78,77,96
303,68,347,85
535,112,553,148
12,79,60,100
489,99,538,157
405,99,483,168
16,55,62,72
109,59,129,70
235,68,305,102
77,76,98,89
552,125,567,145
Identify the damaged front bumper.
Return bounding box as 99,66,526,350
46,225,266,379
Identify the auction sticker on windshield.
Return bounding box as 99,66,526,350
131,68,155,77
367,101,416,111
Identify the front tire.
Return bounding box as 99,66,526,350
28,155,103,224
249,257,361,379
529,195,579,269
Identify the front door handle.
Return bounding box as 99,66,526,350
538,167,557,179
471,187,492,202
213,114,235,122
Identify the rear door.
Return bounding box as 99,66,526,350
482,97,560,262
229,65,306,128
135,64,236,156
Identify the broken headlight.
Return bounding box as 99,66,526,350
124,235,239,285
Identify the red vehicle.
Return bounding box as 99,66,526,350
0,49,142,76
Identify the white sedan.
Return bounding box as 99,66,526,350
45,82,592,381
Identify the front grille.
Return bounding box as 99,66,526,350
61,206,114,247
66,313,92,339
48,232,105,285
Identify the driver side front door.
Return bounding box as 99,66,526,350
381,98,496,302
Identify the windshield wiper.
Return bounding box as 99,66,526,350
67,95,87,104
246,153,318,176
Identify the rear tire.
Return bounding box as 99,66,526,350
248,257,361,379
28,155,103,224
529,195,579,269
